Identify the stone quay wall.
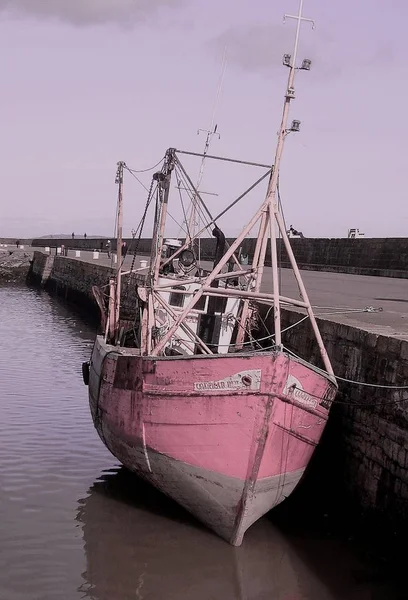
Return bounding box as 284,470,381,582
31,236,408,279
29,252,138,318
28,249,408,535
279,308,408,532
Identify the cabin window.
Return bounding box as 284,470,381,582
195,293,208,311
169,286,186,307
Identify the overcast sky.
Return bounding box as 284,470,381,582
1,0,407,238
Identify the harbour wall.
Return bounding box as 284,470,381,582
31,236,408,279
278,309,408,539
28,250,408,538
0,238,33,246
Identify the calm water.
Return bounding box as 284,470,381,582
0,284,404,600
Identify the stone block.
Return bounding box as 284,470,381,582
400,342,408,362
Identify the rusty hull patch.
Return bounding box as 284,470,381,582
113,356,142,390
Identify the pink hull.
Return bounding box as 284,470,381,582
88,336,336,545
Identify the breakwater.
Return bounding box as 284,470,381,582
28,250,408,545
0,249,33,283
31,236,408,279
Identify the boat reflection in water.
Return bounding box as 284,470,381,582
76,467,342,600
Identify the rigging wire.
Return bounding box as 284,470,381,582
283,346,408,393
179,46,228,245
175,171,192,241
124,166,150,192
126,157,165,174
174,164,214,237
167,210,188,235
126,177,156,282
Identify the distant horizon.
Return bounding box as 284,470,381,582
2,233,408,242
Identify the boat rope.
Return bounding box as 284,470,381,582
166,211,188,235
124,165,150,192
312,305,383,313
166,303,382,351
125,164,188,235
284,378,408,407
251,305,380,348
126,156,165,174
196,314,309,349
126,177,156,284
175,170,192,241
283,346,408,393
311,307,384,317
174,163,214,237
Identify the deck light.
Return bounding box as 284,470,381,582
283,54,291,67
301,58,312,70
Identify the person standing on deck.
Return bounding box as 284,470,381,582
122,241,128,258
106,240,111,258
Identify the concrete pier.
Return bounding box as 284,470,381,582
27,235,408,279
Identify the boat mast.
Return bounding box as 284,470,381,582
237,0,314,348
151,2,334,375
114,161,124,343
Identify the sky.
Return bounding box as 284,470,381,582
1,0,407,239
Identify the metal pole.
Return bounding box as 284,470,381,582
175,150,272,170
114,161,124,344
275,208,334,375
268,203,281,346
153,163,173,286
251,0,314,336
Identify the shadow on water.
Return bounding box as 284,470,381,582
76,467,405,600
269,416,407,600
25,279,101,333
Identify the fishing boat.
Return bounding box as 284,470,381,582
83,0,337,546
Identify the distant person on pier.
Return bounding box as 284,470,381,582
84,233,87,240
288,225,304,238
71,232,75,239
106,240,111,258
15,239,20,249
122,241,128,258
100,241,104,252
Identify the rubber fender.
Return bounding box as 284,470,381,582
82,361,90,386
